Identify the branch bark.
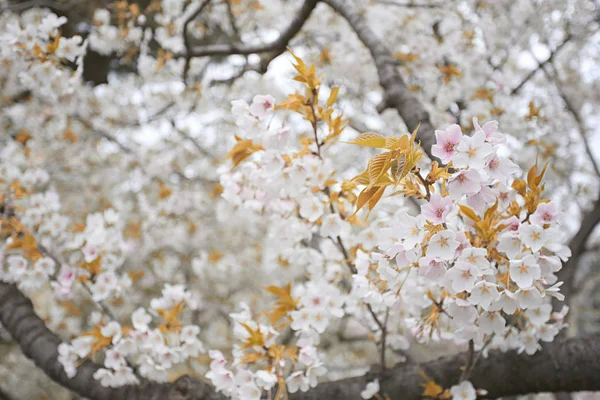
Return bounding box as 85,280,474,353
182,0,318,59
3,280,600,400
322,0,438,162
554,199,600,304
0,281,225,400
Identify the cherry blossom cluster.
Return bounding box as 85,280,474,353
1,9,86,100
1,1,594,399
58,284,203,387
358,120,570,358
215,83,572,400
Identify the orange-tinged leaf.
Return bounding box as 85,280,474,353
80,256,103,276
422,380,444,397
368,184,387,211
266,283,298,325
459,204,480,222
240,322,266,349
385,135,409,150
367,152,392,188
157,301,185,332
226,138,264,167
350,170,371,186
483,200,499,222
345,132,387,148
327,87,340,107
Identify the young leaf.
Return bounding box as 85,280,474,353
345,132,387,148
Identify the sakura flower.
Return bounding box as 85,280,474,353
495,184,516,209
448,169,483,200
525,304,552,325
320,213,348,238
473,117,505,144
71,336,95,358
427,230,459,260
418,256,447,281
100,321,122,344
35,257,56,275
286,371,310,393
530,202,559,225
421,193,453,225
206,367,235,393
519,331,541,355
249,94,275,120
518,223,547,252
432,124,462,163
453,131,493,169
538,255,562,278
450,380,476,400
458,247,491,272
446,299,478,324
239,383,262,400
360,379,380,399
299,195,324,223
393,211,426,249
489,290,518,315
485,154,520,182
477,311,506,335
468,281,499,310
180,325,201,343
466,185,496,214
56,36,84,62
510,255,541,289
516,287,544,309
132,308,152,332
498,232,522,259
299,345,318,366
445,263,479,293
39,13,68,35
254,370,277,390
104,348,126,370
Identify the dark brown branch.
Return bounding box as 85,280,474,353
3,281,600,399
371,0,442,8
0,281,225,400
183,0,318,59
299,332,600,399
540,64,600,178
510,36,571,95
554,198,600,304
183,0,213,82
323,0,438,162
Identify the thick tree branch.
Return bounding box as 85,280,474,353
0,281,225,400
183,0,318,59
555,198,600,304
322,0,438,162
4,280,600,399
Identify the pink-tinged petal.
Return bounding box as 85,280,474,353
446,124,463,142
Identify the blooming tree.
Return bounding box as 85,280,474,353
0,0,600,399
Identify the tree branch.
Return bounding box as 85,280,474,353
510,35,571,95
0,281,225,400
182,0,318,59
322,0,438,162
182,0,213,83
555,198,600,304
3,280,600,399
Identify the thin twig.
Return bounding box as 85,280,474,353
459,339,475,382
182,0,212,83
180,0,318,58
510,35,571,95
540,63,600,178
371,0,442,8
